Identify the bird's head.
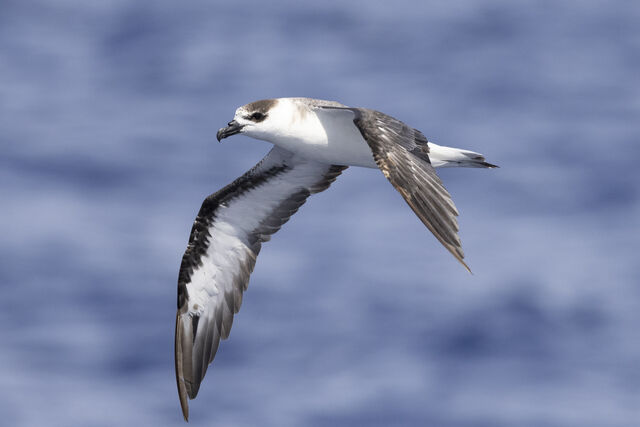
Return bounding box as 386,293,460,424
216,99,280,142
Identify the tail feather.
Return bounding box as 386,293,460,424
461,155,499,169
427,142,498,169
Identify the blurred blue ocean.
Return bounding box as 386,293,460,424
1,1,639,426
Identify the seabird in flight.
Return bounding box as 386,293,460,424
175,97,497,420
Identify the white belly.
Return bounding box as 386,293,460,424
264,109,379,168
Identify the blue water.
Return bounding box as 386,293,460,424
1,1,639,426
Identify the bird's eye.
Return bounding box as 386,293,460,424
249,112,265,121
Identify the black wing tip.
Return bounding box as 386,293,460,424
177,373,195,421
180,396,190,422
448,245,472,274
470,157,499,169
460,258,473,274
177,371,191,421
175,314,192,421
454,254,473,275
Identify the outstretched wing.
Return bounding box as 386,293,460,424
318,106,470,272
175,147,346,420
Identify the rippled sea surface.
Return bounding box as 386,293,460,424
1,1,639,426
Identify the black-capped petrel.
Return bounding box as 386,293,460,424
175,97,497,420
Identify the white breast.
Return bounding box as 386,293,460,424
265,100,378,168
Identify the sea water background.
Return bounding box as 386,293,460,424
1,1,639,426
